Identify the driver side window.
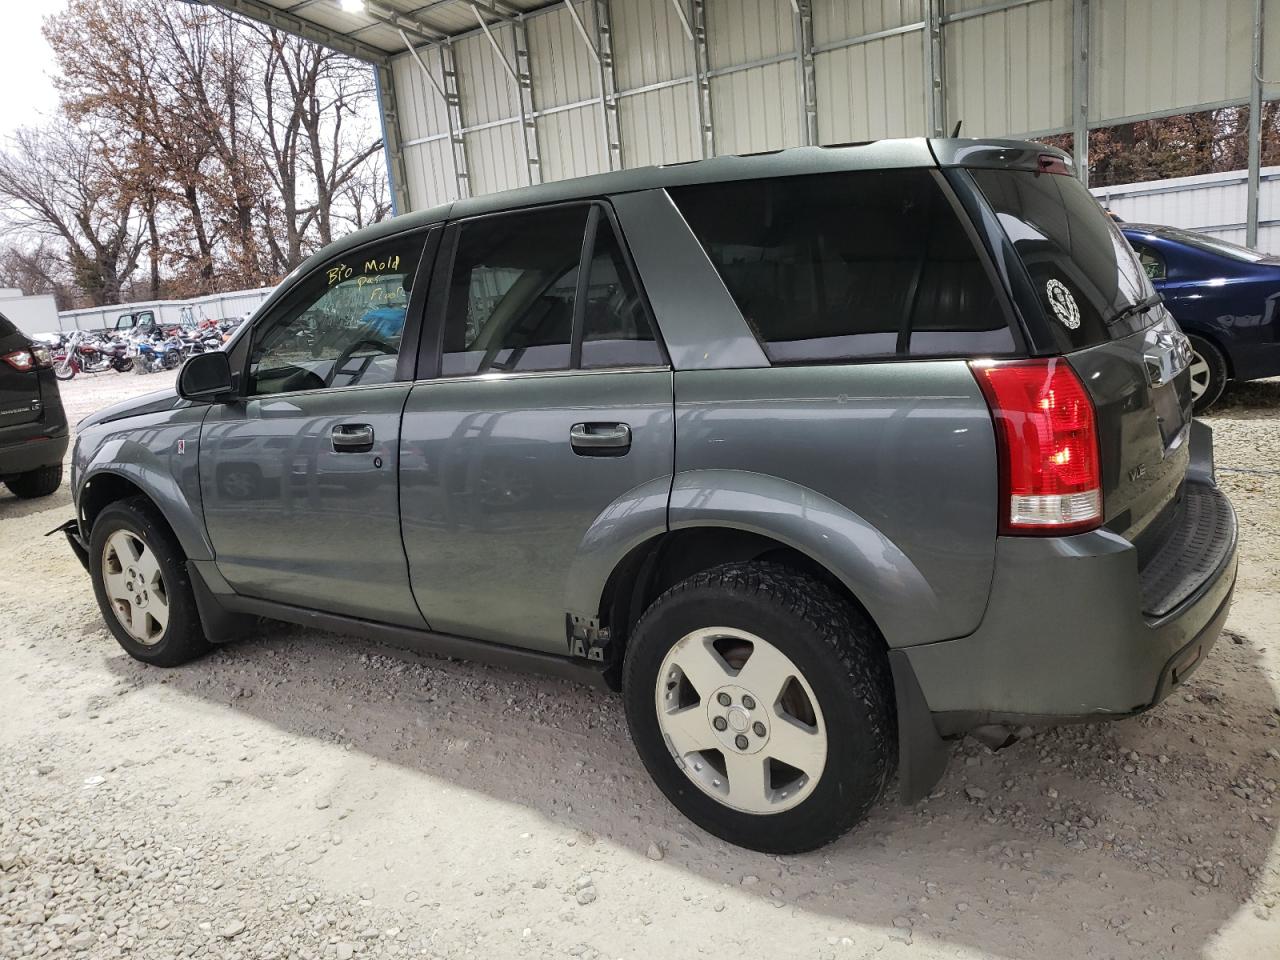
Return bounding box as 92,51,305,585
248,233,427,396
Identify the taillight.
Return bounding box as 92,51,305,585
970,358,1102,535
2,349,35,372
30,344,53,368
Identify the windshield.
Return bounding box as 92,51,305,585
972,168,1156,347
1142,226,1271,263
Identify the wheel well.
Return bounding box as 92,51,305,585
596,528,883,690
80,473,149,533
1187,330,1233,378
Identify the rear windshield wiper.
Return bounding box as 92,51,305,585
1108,292,1163,325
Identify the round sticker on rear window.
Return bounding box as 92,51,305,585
1045,278,1081,330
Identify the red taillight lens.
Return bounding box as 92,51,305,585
971,358,1102,535
2,349,35,372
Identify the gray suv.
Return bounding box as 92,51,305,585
60,139,1238,853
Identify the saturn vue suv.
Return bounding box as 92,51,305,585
59,139,1238,853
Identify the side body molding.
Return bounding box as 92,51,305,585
667,469,946,648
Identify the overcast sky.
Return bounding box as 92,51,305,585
0,0,68,140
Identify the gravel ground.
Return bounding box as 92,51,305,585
0,370,1277,960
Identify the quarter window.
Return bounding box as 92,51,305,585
248,234,426,396
1133,243,1167,281
669,170,1011,363
580,216,664,368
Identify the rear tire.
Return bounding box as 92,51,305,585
88,497,211,667
622,562,895,853
1187,335,1228,413
5,464,63,499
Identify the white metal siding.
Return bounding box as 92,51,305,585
707,0,795,67
611,0,694,88
1090,0,1255,123
381,0,1280,213
456,31,519,128
538,105,609,182
813,0,922,45
618,84,701,167
816,34,925,142
1093,167,1280,254
529,2,599,108
711,61,802,155
465,123,528,195
944,0,1071,137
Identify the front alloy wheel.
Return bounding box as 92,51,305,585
88,496,211,666
101,529,169,645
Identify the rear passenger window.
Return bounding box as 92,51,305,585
440,204,665,376
442,206,587,376
669,170,1012,363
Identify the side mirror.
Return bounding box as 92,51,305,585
177,351,235,402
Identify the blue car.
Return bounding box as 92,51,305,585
1121,223,1280,411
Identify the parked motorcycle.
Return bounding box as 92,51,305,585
130,333,185,374
52,331,133,379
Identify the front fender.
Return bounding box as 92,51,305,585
75,408,212,562
667,469,946,647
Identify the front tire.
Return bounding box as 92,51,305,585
4,464,62,499
88,497,211,667
1187,335,1228,413
622,562,895,853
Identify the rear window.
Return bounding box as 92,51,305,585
971,169,1155,347
669,170,1013,364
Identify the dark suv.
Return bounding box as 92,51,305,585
0,314,67,498
61,139,1237,853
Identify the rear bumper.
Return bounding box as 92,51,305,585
0,431,69,479
904,479,1237,733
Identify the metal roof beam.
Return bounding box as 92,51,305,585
198,0,390,63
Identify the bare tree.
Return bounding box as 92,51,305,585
0,126,143,306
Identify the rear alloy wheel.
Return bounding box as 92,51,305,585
654,627,827,814
4,463,62,499
1186,335,1228,413
623,562,895,853
89,497,211,666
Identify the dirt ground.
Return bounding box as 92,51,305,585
1,368,1277,960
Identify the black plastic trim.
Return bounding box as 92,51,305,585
216,591,611,689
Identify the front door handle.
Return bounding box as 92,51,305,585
331,423,374,453
570,422,631,456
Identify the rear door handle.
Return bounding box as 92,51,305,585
570,422,631,456
331,423,374,452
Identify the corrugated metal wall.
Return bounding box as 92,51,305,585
387,0,1277,216
1093,168,1280,254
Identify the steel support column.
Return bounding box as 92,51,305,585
922,0,945,137
374,64,412,215
592,0,624,169
690,0,714,158
512,17,543,186
793,0,818,145
440,43,472,199
1248,0,1265,247
1072,0,1090,186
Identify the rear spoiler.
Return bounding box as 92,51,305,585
928,138,1075,175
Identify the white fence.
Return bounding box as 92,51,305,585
1092,167,1280,255
57,286,276,333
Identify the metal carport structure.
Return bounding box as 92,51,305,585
205,0,1279,246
